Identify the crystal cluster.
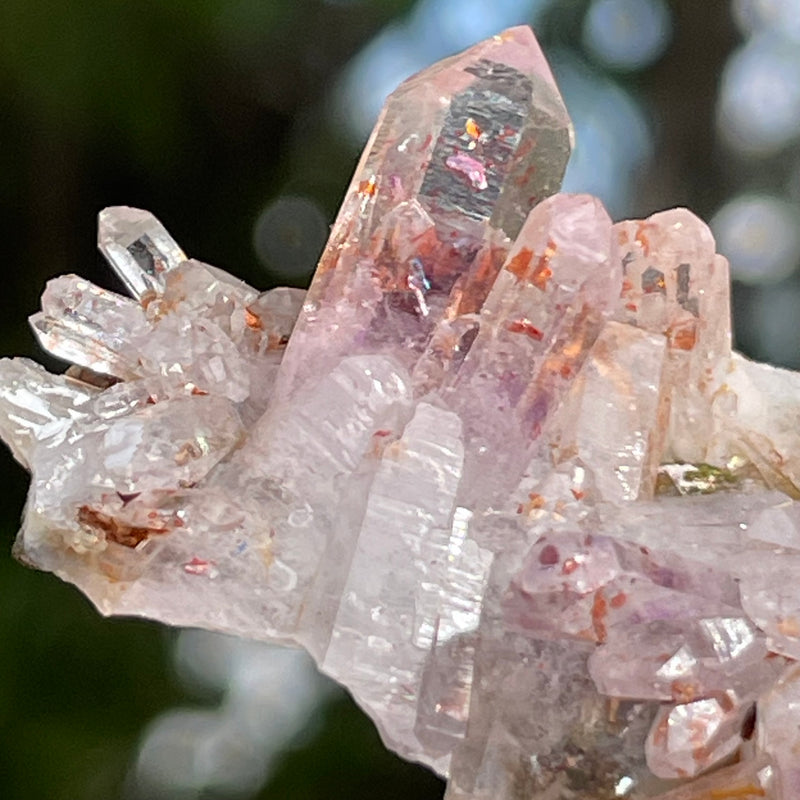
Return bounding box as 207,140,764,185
2,26,798,799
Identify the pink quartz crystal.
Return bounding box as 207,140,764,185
271,25,572,406
3,25,800,800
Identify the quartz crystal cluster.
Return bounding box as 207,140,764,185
2,26,799,799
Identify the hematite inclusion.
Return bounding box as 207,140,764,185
0,25,798,799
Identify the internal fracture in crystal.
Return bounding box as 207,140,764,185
1,25,799,800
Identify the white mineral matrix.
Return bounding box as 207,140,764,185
1,25,798,798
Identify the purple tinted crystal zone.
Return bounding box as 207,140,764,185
436,194,619,507
503,531,744,648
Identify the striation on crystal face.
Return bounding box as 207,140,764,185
3,25,800,800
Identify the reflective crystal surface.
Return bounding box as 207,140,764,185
272,25,572,406
3,26,800,800
98,206,186,299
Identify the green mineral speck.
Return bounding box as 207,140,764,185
683,463,739,492
656,462,741,496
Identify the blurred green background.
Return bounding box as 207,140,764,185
1,1,799,798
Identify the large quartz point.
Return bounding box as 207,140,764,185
3,26,800,800
273,25,572,405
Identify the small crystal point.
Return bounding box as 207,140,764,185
645,697,746,779
613,208,731,463
98,206,186,300
30,275,147,378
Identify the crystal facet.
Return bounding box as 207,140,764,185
3,26,800,800
98,206,186,300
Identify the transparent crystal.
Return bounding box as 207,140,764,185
30,274,148,378
98,206,186,299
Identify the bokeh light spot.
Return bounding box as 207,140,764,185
253,196,328,282
583,0,672,71
133,632,333,799
717,33,800,156
750,280,800,368
733,0,800,43
134,708,269,798
411,0,546,54
711,193,800,284
554,52,651,218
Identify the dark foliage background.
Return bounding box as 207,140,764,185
0,1,797,798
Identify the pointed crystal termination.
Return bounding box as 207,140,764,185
440,193,619,506
272,26,573,405
646,696,753,779
29,275,148,379
98,206,186,300
612,209,731,464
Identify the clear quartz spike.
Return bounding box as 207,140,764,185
30,275,147,378
98,206,186,300
319,402,464,767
